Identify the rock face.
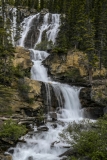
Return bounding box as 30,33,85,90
44,50,106,86
80,83,105,119
0,79,44,117
44,50,89,85
13,46,32,70
44,50,107,118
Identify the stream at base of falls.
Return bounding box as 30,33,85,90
8,12,84,160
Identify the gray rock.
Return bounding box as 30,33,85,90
103,106,107,114
37,126,49,131
59,148,76,157
50,112,57,121
30,8,37,13
24,11,30,17
40,8,49,15
28,156,33,160
51,123,57,128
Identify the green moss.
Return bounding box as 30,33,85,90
35,40,54,51
0,119,27,140
64,68,85,82
18,81,34,104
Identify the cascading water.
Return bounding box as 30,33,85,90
10,8,17,46
9,12,83,160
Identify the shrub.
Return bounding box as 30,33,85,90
36,40,54,51
60,115,107,160
0,119,27,140
18,81,34,104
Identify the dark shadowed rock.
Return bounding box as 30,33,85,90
103,106,107,114
59,148,77,157
37,126,49,131
51,123,57,128
0,154,12,160
50,112,57,121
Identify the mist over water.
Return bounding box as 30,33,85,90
10,12,83,160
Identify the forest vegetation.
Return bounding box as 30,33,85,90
0,0,107,84
0,0,107,159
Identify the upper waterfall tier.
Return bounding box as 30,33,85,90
18,13,60,48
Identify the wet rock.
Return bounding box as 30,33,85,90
59,148,77,157
91,81,107,107
50,112,57,121
40,8,49,15
28,156,33,160
51,123,57,128
51,141,60,147
80,87,104,118
83,107,104,119
24,11,30,17
8,148,14,154
30,8,37,13
37,126,49,131
103,106,107,114
57,121,65,127
60,157,67,160
1,138,14,145
0,155,12,160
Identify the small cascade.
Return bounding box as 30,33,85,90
35,13,50,46
10,8,17,46
18,13,60,48
51,83,81,121
18,14,39,47
30,49,49,82
46,14,60,44
9,11,83,160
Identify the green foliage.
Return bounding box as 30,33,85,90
13,65,30,79
65,68,80,80
36,108,45,123
18,81,34,104
60,115,107,160
52,47,68,54
36,40,54,51
0,119,27,140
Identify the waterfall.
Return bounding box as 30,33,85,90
9,12,83,160
10,8,17,46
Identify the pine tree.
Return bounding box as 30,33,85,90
0,0,14,85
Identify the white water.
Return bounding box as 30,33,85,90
10,8,17,46
19,14,39,47
9,12,83,160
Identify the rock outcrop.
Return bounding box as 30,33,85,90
44,49,107,118
13,47,32,70
44,50,88,85
44,50,106,86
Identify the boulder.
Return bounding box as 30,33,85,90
40,8,49,15
37,126,49,131
59,148,77,157
50,112,57,121
80,86,105,118
0,155,12,160
30,8,37,13
103,106,107,114
51,123,57,128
